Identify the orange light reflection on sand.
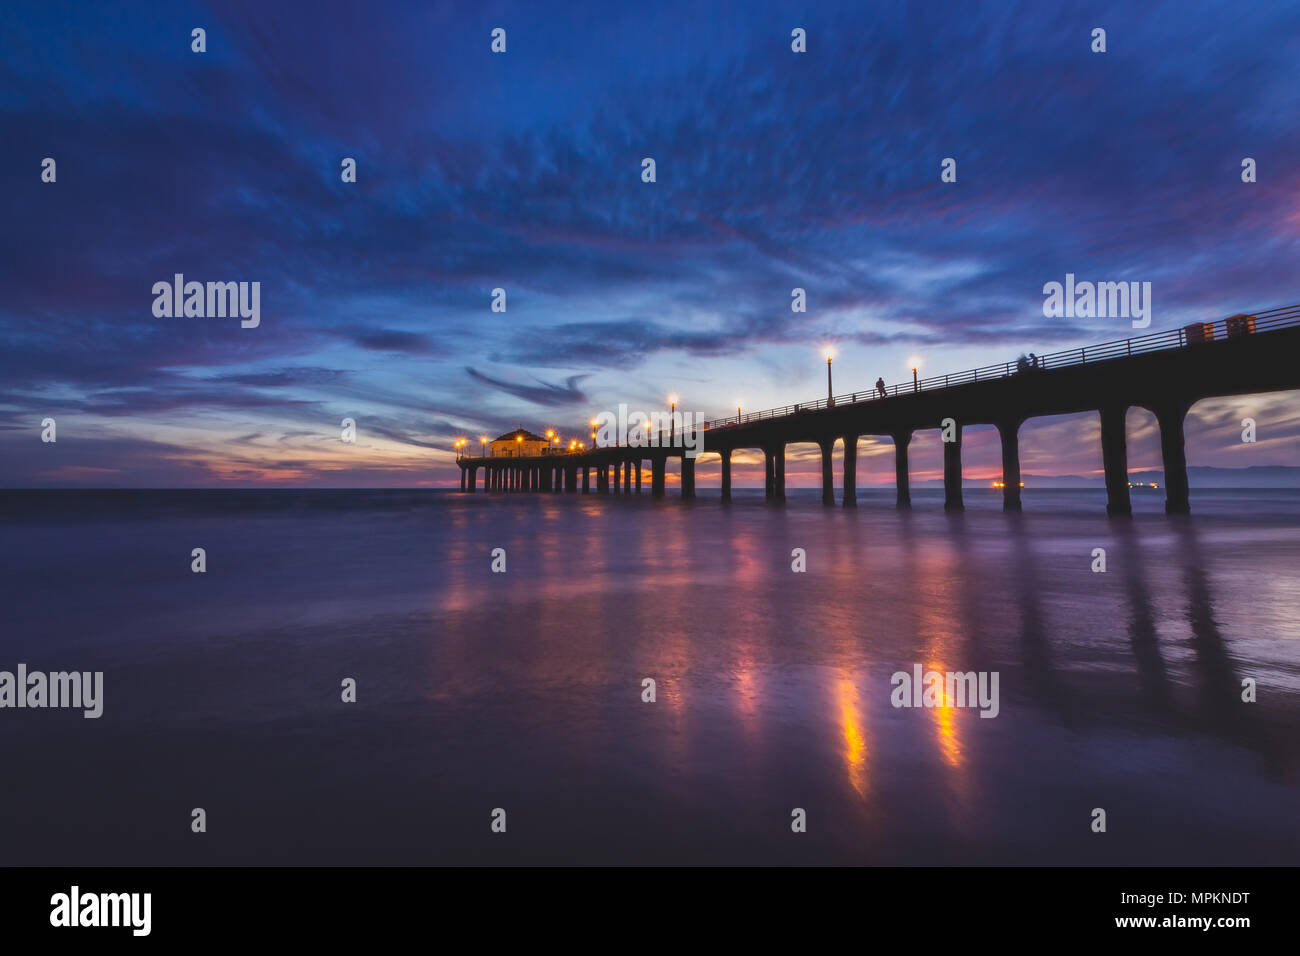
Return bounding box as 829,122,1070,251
911,548,968,778
836,677,869,798
926,660,964,769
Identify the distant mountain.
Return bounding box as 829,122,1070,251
1129,465,1299,489
916,465,1300,489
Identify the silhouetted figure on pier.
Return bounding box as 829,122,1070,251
1016,354,1031,374
875,377,887,398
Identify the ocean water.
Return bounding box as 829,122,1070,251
1,487,1297,865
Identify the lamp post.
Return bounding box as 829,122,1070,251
825,348,835,407
737,402,742,425
668,395,677,445
480,436,488,458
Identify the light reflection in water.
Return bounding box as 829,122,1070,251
3,488,1300,864
911,536,973,812
727,511,768,740
926,659,964,770
836,676,869,799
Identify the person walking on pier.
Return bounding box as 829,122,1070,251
875,377,887,398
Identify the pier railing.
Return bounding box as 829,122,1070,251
458,446,576,461
702,303,1300,430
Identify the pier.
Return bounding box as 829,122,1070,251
457,304,1300,515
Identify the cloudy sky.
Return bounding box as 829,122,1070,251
2,0,1298,487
